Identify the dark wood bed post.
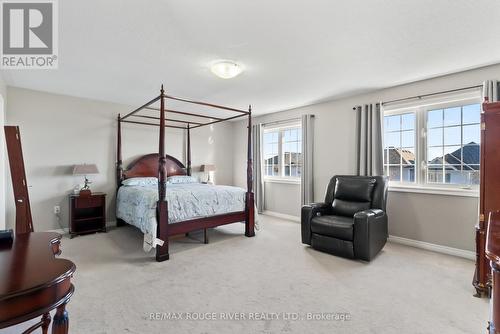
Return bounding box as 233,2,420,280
116,114,126,227
245,105,255,237
156,85,170,261
117,114,123,187
186,124,192,176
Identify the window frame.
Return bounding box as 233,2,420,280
383,110,418,186
263,129,280,178
382,92,482,195
263,122,302,183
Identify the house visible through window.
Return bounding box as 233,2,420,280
263,131,279,177
383,113,416,183
263,123,302,180
383,96,481,189
426,104,480,185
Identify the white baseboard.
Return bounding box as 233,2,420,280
388,235,475,260
262,211,300,222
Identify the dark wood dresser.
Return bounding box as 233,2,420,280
486,211,500,333
69,193,106,238
474,100,500,297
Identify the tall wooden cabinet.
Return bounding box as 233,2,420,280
486,211,500,333
474,100,500,297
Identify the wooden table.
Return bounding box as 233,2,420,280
0,232,76,334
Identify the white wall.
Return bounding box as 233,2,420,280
233,63,500,252
0,74,6,230
264,182,301,217
5,87,234,232
233,97,355,217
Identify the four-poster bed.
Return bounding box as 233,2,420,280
116,85,255,262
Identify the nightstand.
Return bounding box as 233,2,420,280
69,192,106,238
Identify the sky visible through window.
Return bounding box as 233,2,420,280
263,126,302,178
264,130,302,155
383,103,481,185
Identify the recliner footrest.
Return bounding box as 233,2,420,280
311,233,354,258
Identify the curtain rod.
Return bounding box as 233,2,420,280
382,84,482,106
262,117,302,128
352,84,483,110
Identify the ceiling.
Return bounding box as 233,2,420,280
2,0,500,116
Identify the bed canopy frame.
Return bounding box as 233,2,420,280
116,85,255,261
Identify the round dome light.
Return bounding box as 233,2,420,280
210,60,243,79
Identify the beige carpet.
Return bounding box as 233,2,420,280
4,215,488,334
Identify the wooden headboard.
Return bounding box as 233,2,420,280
123,153,187,179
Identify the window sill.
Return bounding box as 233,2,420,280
264,178,301,185
388,185,479,198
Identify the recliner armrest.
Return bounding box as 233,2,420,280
354,209,384,220
353,209,388,261
301,202,331,245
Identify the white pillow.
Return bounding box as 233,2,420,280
122,177,158,186
166,175,198,184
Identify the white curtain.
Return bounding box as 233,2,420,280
483,80,499,102
356,103,383,176
252,124,264,213
301,115,314,206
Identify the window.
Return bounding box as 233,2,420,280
263,131,279,177
383,113,416,183
263,124,302,180
426,105,480,185
282,128,301,177
383,95,481,189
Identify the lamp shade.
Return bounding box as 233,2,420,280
73,164,99,175
200,164,216,172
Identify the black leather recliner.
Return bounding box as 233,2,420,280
301,175,388,261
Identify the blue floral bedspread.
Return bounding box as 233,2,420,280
116,183,246,238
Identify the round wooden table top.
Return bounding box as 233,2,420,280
0,232,76,301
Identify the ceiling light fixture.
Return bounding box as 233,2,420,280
210,60,243,79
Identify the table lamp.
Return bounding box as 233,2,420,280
73,164,99,196
200,164,216,184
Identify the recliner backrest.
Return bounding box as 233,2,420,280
324,175,388,215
